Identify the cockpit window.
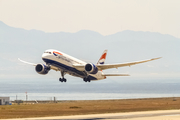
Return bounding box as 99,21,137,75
44,51,51,54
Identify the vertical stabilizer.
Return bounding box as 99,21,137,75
97,50,108,64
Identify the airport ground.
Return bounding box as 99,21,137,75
0,97,180,119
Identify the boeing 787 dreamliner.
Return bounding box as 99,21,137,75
19,49,161,82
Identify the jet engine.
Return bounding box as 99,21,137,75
85,63,98,74
35,64,50,75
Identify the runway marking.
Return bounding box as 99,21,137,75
3,110,180,120
56,112,180,120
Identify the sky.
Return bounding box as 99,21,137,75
0,0,180,38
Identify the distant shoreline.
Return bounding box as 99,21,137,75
11,97,180,103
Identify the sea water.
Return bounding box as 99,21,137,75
0,77,180,101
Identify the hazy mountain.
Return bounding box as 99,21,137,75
0,21,180,80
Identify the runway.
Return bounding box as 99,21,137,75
3,110,180,120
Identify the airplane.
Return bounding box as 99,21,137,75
18,49,161,82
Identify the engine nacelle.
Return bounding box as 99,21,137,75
85,63,98,74
35,64,50,75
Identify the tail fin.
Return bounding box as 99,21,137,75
97,50,108,65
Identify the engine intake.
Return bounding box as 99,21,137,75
35,64,50,75
85,63,98,74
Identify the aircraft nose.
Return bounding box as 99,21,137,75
42,53,48,59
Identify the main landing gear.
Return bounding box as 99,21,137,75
59,78,67,82
59,71,67,82
83,78,91,82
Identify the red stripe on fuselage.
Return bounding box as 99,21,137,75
53,51,63,55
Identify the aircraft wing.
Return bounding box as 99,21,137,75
97,57,161,71
73,57,161,71
18,58,37,66
72,64,85,71
18,58,59,71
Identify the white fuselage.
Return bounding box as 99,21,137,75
42,49,105,80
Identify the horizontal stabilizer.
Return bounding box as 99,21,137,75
103,73,130,76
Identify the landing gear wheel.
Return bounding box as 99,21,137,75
59,78,67,82
83,78,90,82
83,78,86,82
64,78,67,82
59,71,67,83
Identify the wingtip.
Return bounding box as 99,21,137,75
152,57,162,60
157,57,162,60
18,58,22,61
